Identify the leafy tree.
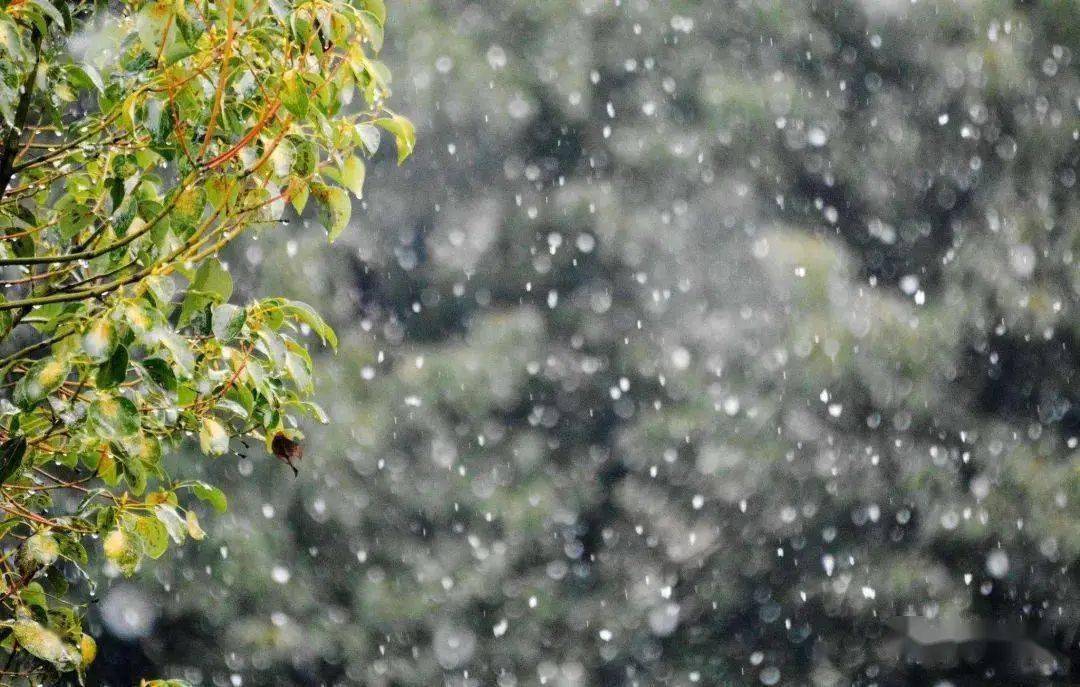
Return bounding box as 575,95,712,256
0,0,411,681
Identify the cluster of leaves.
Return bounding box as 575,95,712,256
0,0,411,680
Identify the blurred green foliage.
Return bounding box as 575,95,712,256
84,1,1080,686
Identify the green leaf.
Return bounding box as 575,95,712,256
23,531,60,568
375,114,415,164
204,176,235,210
288,176,309,214
179,258,233,325
361,0,386,24
59,202,95,240
189,306,212,335
357,10,384,51
142,357,177,392
269,299,338,349
81,318,115,362
19,582,47,612
9,619,75,667
95,345,128,389
137,0,175,54
340,155,365,198
56,535,88,566
157,329,195,377
162,39,197,66
154,504,187,544
87,396,141,439
291,138,317,177
192,258,233,301
120,448,148,495
312,183,351,242
103,528,140,576
67,63,104,93
134,516,168,559
285,350,313,393
170,187,206,237
281,69,309,118
0,436,26,484
355,123,380,154
177,384,196,406
13,358,70,410
192,482,227,513
97,452,119,486
226,380,255,416
29,0,64,28
294,400,330,424
211,304,247,343
256,327,286,366
112,199,138,237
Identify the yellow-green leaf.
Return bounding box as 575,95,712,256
199,417,229,456
87,396,141,438
81,318,115,363
79,634,97,667
340,155,365,199
13,358,70,410
375,114,415,164
357,10,383,51
311,184,351,243
10,619,74,667
135,516,168,559
287,176,310,214
137,0,175,53
23,531,60,568
281,69,309,118
154,504,187,544
185,510,205,540
103,528,140,576
361,0,386,24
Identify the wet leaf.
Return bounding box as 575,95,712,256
185,510,205,540
340,155,365,199
14,358,70,410
179,259,233,325
87,396,141,439
135,516,168,559
212,304,246,343
198,417,229,456
95,345,128,389
141,358,177,392
192,482,227,513
374,114,415,164
281,69,309,118
79,634,96,667
10,619,73,667
0,436,26,484
154,504,187,544
312,183,351,243
22,531,60,570
103,528,139,576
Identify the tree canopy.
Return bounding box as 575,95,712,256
0,0,410,681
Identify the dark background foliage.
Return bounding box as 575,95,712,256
84,1,1080,685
